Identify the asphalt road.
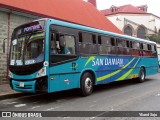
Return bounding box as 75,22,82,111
0,73,160,120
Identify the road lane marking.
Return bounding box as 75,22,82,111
46,106,60,111
30,106,41,109
89,117,96,120
155,93,160,96
3,102,17,105
14,104,26,107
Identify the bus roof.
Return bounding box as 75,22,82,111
48,18,156,45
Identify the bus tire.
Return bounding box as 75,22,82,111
80,72,94,96
137,67,145,83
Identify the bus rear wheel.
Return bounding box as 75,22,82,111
80,72,94,96
137,67,145,83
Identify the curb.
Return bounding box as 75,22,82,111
0,92,31,100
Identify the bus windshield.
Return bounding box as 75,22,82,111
10,21,45,66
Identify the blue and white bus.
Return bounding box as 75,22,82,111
9,18,159,96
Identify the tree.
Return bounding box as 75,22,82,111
148,34,160,44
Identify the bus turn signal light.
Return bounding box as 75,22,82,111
51,78,54,80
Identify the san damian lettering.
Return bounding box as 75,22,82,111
92,58,123,66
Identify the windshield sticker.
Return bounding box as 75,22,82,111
12,39,17,45
25,60,36,65
10,60,15,65
16,60,23,65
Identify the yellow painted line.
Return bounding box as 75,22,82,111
116,58,140,81
84,56,95,67
97,57,135,81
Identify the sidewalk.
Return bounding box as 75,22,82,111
0,84,28,100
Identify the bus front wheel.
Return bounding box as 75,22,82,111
80,72,94,96
137,67,145,83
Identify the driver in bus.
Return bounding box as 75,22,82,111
59,36,71,54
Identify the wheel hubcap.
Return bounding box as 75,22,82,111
141,70,145,80
85,77,92,93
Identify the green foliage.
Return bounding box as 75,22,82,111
148,34,160,44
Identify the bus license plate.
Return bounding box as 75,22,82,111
19,82,24,87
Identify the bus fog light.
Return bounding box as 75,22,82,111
36,68,46,78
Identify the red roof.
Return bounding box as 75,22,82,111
101,4,146,16
0,0,122,34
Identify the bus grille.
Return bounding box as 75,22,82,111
16,85,32,89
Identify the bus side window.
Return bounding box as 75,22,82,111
130,41,133,48
151,44,157,57
109,38,116,55
143,43,153,57
111,38,116,46
117,39,130,55
98,35,112,55
79,32,97,55
131,41,140,56
59,35,76,55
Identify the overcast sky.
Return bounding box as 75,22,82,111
86,0,160,17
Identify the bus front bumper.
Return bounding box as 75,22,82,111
12,80,36,93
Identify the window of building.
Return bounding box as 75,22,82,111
137,26,146,39
124,26,132,36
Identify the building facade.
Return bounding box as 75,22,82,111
0,10,37,84
101,5,160,38
101,4,160,61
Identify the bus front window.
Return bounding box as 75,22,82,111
10,32,45,66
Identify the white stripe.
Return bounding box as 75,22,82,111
14,104,26,107
3,102,17,105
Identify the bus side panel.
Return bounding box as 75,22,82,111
48,73,80,93
93,56,158,85
93,56,140,84
48,61,81,93
139,57,159,76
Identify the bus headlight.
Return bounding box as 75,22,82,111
8,71,13,78
36,67,46,78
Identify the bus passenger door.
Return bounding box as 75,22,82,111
49,32,78,92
